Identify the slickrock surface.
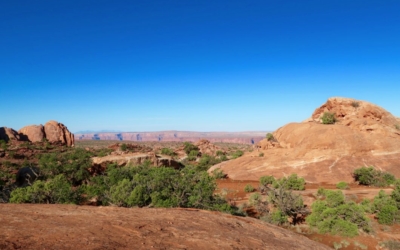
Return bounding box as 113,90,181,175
0,204,332,250
209,97,400,184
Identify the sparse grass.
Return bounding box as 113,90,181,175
380,240,400,250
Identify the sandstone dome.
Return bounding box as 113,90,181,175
209,97,400,184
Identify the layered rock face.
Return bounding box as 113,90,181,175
209,97,400,184
1,121,74,146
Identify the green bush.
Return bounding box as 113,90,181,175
160,147,176,156
321,112,336,124
197,154,221,171
391,181,400,209
216,150,224,156
377,204,398,225
244,184,255,193
273,174,305,190
187,150,199,161
353,166,395,187
0,140,7,150
211,168,226,179
266,133,274,141
259,152,264,157
84,164,234,212
10,174,78,204
39,148,93,185
268,210,288,225
260,176,275,187
336,181,349,190
120,143,127,151
306,190,371,237
183,142,199,155
231,150,244,159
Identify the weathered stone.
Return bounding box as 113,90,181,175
44,120,74,146
18,125,45,142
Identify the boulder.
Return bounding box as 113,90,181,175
18,125,45,142
44,121,74,146
0,127,24,142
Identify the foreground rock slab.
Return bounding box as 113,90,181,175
0,204,331,250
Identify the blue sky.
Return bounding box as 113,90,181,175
1,0,399,133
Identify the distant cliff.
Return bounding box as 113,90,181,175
74,131,268,144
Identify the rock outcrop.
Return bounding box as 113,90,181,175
209,97,400,184
92,153,182,169
44,121,74,146
0,127,23,142
1,121,74,146
18,125,45,143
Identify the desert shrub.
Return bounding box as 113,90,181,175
372,190,396,213
360,199,372,213
306,190,371,237
197,154,221,171
39,148,93,185
211,168,226,179
187,150,199,161
273,174,305,190
266,133,274,141
351,101,360,108
377,204,398,225
84,164,234,213
336,181,349,190
231,150,244,159
353,166,395,187
260,175,275,187
244,184,255,193
160,147,176,156
120,143,127,151
219,155,228,161
267,210,288,225
259,152,264,157
216,150,224,156
391,181,400,209
183,142,199,155
10,174,78,204
267,181,308,224
316,187,326,197
395,124,400,130
321,112,336,124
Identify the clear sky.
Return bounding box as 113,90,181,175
1,1,399,133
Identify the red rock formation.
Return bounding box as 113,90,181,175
18,125,45,142
44,120,74,146
0,127,23,142
209,97,400,184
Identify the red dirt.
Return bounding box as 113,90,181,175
0,204,332,250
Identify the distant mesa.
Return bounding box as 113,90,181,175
75,131,267,144
209,97,400,184
0,120,74,147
